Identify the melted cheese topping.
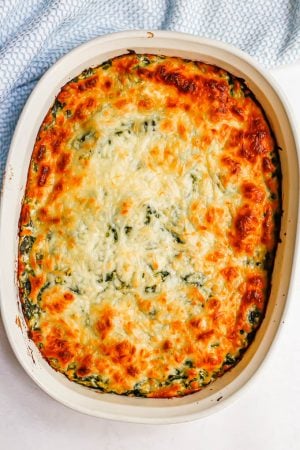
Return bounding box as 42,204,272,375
18,54,281,397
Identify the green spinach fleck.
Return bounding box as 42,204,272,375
184,359,194,368
20,235,35,255
79,130,95,143
124,226,132,235
22,278,31,296
144,205,160,224
23,298,41,321
169,230,185,244
157,270,170,281
51,99,65,118
70,286,82,295
182,272,204,287
124,388,146,397
145,285,156,293
138,55,151,67
104,270,127,290
37,281,50,302
81,67,95,78
248,308,262,326
198,368,208,381
224,353,236,366
107,225,118,242
100,60,112,70
166,369,188,384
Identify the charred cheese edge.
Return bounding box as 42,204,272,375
18,54,281,398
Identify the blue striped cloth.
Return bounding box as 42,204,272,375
1,0,300,184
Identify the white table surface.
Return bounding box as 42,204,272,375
1,62,299,450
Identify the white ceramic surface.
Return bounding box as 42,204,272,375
0,30,299,424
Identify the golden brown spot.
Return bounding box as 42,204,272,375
196,330,214,341
50,129,69,154
166,97,178,108
232,205,259,247
36,145,46,161
42,286,74,313
56,152,71,172
210,105,229,121
186,287,205,304
231,105,244,119
156,65,197,94
77,366,89,377
177,122,186,139
206,297,220,312
51,181,64,200
205,207,215,224
149,384,181,398
28,275,45,300
206,251,224,262
77,355,92,377
103,79,112,90
203,78,227,100
86,97,95,108
28,329,42,343
115,55,138,73
221,266,238,282
120,199,133,215
38,207,48,221
239,123,270,162
43,327,74,365
221,156,241,175
242,182,265,203
73,105,86,121
241,288,264,307
247,275,265,289
78,77,97,91
171,321,186,333
237,274,265,317
96,307,114,340
160,119,173,132
228,128,243,148
261,205,274,248
112,340,136,364
38,165,50,187
137,298,152,314
37,207,61,225
138,97,153,110
262,156,274,173
127,365,139,377
113,372,123,384
190,317,201,329
19,204,30,226
114,99,128,109
162,340,172,351
124,321,134,335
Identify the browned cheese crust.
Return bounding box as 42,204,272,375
18,54,281,397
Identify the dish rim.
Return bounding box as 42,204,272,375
0,30,299,424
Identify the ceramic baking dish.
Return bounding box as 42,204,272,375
0,30,299,424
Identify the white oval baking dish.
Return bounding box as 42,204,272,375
0,30,299,424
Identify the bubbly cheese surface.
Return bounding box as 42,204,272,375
18,54,281,397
